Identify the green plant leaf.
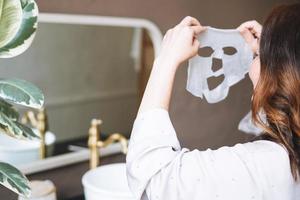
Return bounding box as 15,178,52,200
0,99,19,121
0,78,44,109
16,121,39,139
0,0,38,58
20,0,30,8
0,162,31,197
0,0,23,48
0,111,39,140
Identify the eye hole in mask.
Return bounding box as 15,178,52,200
207,74,225,90
223,46,237,55
198,46,214,57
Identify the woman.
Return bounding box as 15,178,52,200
126,3,300,200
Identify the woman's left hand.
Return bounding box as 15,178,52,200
157,16,206,68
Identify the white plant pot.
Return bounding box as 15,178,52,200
0,130,56,166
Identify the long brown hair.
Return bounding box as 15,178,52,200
252,3,300,181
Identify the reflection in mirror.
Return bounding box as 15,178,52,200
0,23,154,165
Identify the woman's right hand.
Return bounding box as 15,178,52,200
157,16,206,69
237,20,262,88
237,20,262,56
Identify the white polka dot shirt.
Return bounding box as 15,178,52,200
126,108,300,200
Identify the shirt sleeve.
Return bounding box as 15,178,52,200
126,108,292,200
126,108,182,199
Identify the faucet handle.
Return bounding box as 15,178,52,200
91,119,102,127
89,119,102,136
21,108,48,130
21,108,48,159
88,118,103,169
21,110,36,125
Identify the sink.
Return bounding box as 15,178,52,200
0,130,55,166
82,163,134,200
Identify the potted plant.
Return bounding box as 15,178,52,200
0,0,43,197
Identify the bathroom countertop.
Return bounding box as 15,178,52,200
0,153,125,200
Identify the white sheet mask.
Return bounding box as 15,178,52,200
238,111,263,136
187,27,253,103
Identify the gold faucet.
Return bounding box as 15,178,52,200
88,119,128,169
22,108,49,159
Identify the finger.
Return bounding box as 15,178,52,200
190,25,207,35
180,26,206,39
238,20,261,30
243,20,262,30
239,28,260,54
179,16,201,26
192,39,200,51
239,28,256,45
238,20,262,38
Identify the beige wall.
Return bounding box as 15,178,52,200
36,0,295,148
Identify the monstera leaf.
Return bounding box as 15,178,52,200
0,162,31,197
0,0,22,48
0,112,39,140
0,0,40,198
0,78,44,109
0,0,38,58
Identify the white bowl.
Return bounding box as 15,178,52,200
82,163,134,200
0,130,56,166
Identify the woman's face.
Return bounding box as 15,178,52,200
249,56,261,88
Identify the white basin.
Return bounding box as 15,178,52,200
82,163,134,200
0,130,56,166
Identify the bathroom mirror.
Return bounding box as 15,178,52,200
0,13,162,174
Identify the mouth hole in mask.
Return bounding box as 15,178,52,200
212,58,223,72
223,46,237,55
198,46,214,57
207,74,225,90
